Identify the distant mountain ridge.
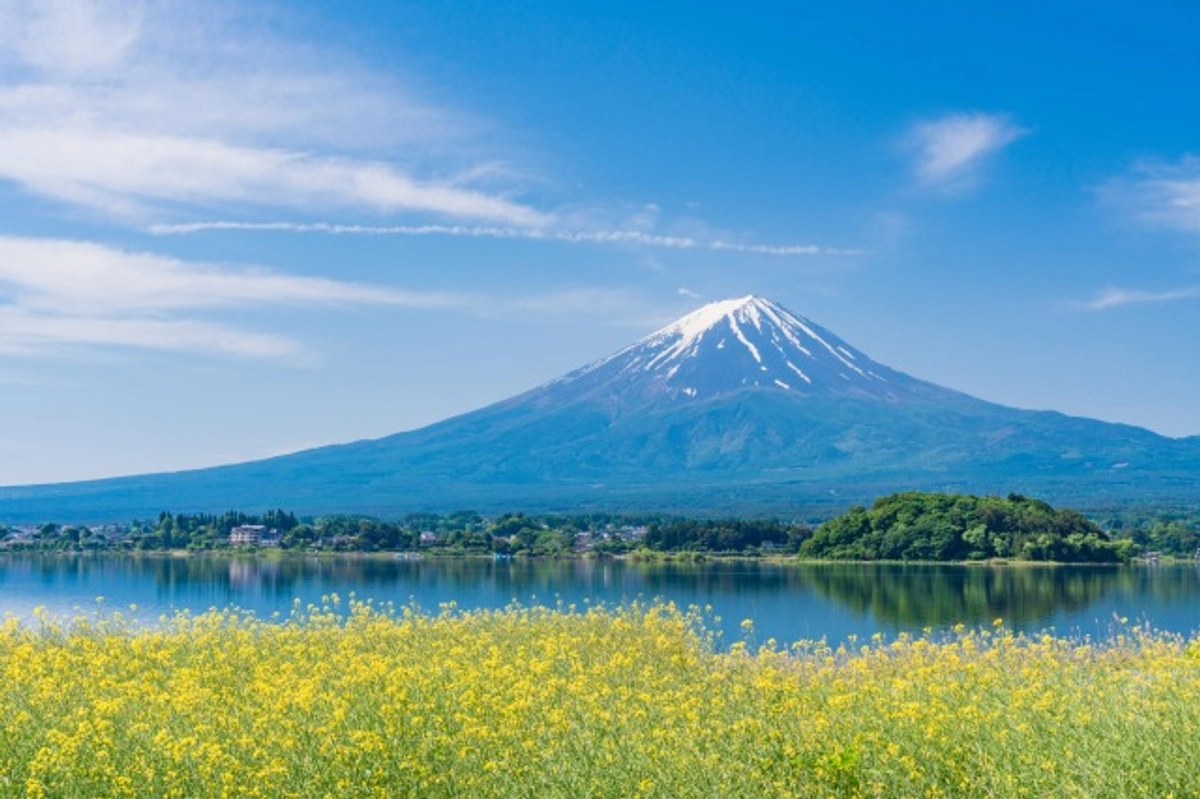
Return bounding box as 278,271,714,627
2,296,1198,522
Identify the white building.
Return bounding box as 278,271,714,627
230,525,267,546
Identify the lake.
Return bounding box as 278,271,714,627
3,554,1200,645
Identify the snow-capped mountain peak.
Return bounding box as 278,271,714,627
540,295,960,407
634,295,871,380
550,295,954,404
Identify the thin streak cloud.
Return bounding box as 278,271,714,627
1083,285,1200,311
148,220,861,256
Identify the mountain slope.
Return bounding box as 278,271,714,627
2,296,1198,521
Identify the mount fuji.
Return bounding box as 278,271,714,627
537,295,960,405
2,296,1198,521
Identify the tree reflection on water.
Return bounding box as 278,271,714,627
3,554,1200,640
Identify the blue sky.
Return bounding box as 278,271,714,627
1,0,1198,485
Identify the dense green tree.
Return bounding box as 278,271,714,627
643,519,806,553
801,492,1132,563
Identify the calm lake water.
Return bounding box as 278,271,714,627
3,554,1200,645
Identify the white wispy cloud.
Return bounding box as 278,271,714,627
0,236,461,360
0,309,305,361
0,2,863,255
147,220,860,256
0,0,547,226
1087,157,1200,313
0,0,863,371
1102,156,1200,233
907,112,1027,190
1082,285,1200,311
0,236,694,359
0,129,552,226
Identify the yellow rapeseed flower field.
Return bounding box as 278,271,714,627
1,600,1199,797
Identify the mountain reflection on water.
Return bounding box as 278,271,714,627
3,555,1200,643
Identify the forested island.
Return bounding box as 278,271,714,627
1,492,1196,562
800,492,1134,562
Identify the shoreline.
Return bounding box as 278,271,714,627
0,548,1186,567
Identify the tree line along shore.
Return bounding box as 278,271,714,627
2,491,1197,563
